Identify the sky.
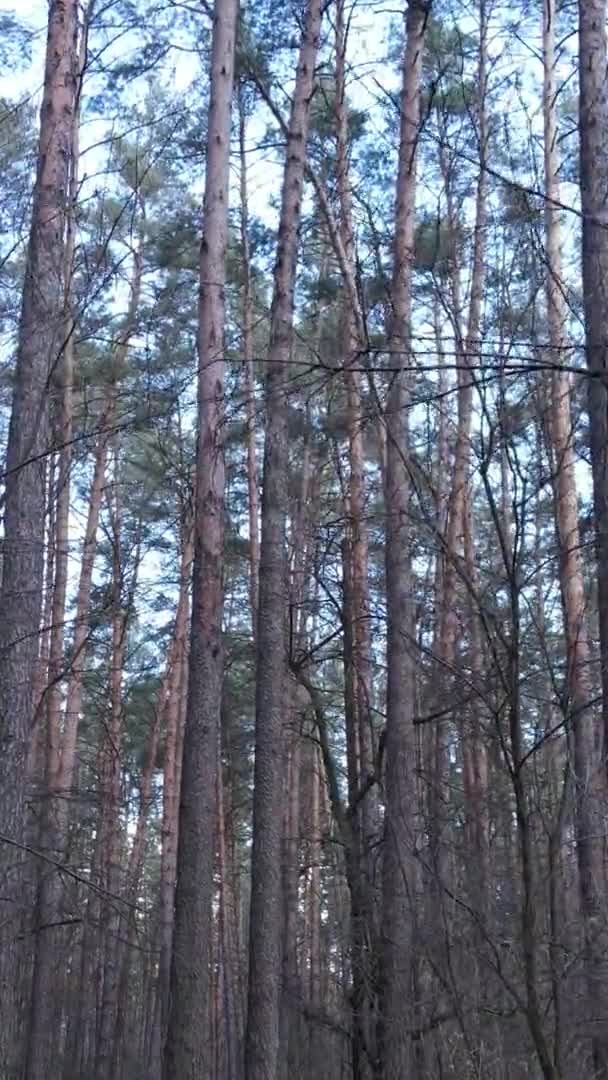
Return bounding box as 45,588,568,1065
0,0,395,630
0,1,592,593
0,0,396,228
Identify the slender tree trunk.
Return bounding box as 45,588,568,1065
245,4,323,1077
308,741,321,1011
579,1,608,793
58,232,143,807
432,0,488,892
462,485,488,910
158,525,192,1051
379,4,428,1077
0,4,78,1072
335,0,376,833
218,728,244,1080
63,235,143,1080
507,584,558,1080
239,89,260,633
111,638,174,1078
334,10,379,1067
280,734,301,1078
95,453,130,1080
28,465,55,781
163,1,238,1074
555,2,608,1070
25,16,93,1067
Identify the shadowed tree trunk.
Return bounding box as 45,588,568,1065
158,524,192,1054
63,232,144,1080
163,0,239,1074
95,451,133,1080
334,5,379,1068
379,4,429,1077
239,87,260,633
245,2,323,1077
566,0,608,1071
432,0,487,897
0,2,79,1074
579,0,608,776
25,14,95,1069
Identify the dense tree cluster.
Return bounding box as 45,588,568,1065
1,0,608,1078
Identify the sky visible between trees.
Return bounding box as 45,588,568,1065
2,2,608,1080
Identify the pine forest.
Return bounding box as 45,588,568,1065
3,0,608,1077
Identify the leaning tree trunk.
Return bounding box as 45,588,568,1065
163,0,239,1075
379,3,428,1077
0,3,79,1074
244,3,323,1078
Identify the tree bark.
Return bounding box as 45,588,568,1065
556,1,608,1070
158,524,192,1052
218,726,244,1080
163,0,238,1074
95,449,130,1080
379,4,428,1077
579,0,608,770
0,3,79,1072
334,11,380,1066
25,15,93,1067
239,88,260,634
112,636,175,1079
58,230,143,807
245,4,323,1077
432,0,488,892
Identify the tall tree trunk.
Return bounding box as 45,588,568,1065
239,88,260,633
95,450,130,1080
335,0,376,829
279,732,301,1079
57,231,143,813
506,577,558,1080
341,539,371,1080
158,525,192,1053
0,3,78,1073
579,0,608,776
561,1,608,1070
28,466,55,781
245,3,323,1077
462,485,488,911
163,0,238,1074
111,646,171,1080
334,9,379,1067
379,4,428,1077
62,233,144,1080
26,15,92,1068
432,0,488,893
218,727,244,1080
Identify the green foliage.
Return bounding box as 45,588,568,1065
414,212,454,275
0,12,33,69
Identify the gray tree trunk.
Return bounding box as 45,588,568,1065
379,4,428,1077
162,0,239,1074
576,0,608,1072
0,2,79,1075
244,3,323,1078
